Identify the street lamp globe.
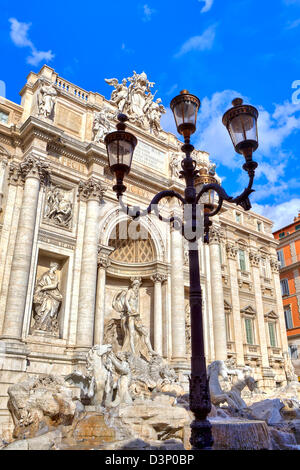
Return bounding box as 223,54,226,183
104,113,137,196
222,98,259,161
170,90,200,139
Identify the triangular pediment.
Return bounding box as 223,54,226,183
264,310,278,320
241,305,256,316
224,300,232,312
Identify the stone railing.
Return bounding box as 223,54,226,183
55,77,89,102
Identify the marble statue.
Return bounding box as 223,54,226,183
170,153,181,178
207,360,256,411
37,81,57,118
92,108,114,142
31,262,63,335
44,185,73,228
112,278,157,359
105,71,165,135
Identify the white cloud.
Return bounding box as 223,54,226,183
142,4,156,21
286,18,300,29
252,199,300,231
198,0,214,13
9,18,54,67
195,90,300,173
174,25,216,57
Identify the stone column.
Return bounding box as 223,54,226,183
170,224,186,361
270,256,289,353
76,178,106,350
94,248,113,346
0,157,8,212
151,273,167,356
209,226,227,361
1,156,50,341
249,250,270,369
226,241,244,366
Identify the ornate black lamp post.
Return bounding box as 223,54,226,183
104,92,259,450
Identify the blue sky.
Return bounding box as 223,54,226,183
1,0,300,229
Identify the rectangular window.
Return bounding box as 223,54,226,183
257,221,262,232
295,224,300,231
245,318,254,345
289,345,298,359
238,249,247,272
279,232,285,239
236,212,241,223
277,250,285,267
0,111,8,124
281,279,289,296
225,314,231,341
268,322,277,347
261,258,267,278
284,306,293,330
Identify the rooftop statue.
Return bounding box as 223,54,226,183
105,71,165,136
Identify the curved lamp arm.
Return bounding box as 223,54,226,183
196,160,257,217
118,190,186,224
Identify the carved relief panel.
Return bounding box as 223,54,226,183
43,184,74,229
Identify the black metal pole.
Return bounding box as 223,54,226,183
188,239,213,450
181,142,213,450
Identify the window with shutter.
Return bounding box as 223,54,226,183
245,318,254,345
284,306,293,330
268,322,277,347
280,279,289,296
239,249,246,272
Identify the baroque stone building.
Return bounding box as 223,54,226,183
0,65,289,437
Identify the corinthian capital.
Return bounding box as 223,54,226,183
226,242,238,260
19,155,51,186
97,255,111,269
151,273,167,284
270,257,280,273
249,250,260,267
78,177,106,202
209,225,224,244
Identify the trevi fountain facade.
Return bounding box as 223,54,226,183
0,65,298,450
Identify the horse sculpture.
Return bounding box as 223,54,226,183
207,360,256,411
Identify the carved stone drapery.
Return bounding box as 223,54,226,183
105,72,166,136
226,242,238,260
37,81,57,119
31,261,63,336
78,178,106,202
44,185,73,229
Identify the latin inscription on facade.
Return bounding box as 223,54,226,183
133,140,166,174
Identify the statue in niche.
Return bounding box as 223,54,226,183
44,185,73,228
112,278,157,360
37,81,57,119
31,262,63,335
92,108,114,142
